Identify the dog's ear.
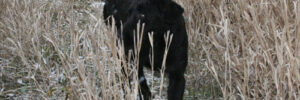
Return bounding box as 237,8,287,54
163,2,184,20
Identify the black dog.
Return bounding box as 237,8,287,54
103,0,188,100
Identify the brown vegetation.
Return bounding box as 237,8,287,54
0,0,299,99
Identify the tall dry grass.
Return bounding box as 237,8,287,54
183,0,300,99
0,0,299,99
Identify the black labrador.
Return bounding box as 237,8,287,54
103,0,188,100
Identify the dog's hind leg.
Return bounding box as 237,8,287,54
138,66,151,100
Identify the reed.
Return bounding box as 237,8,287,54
0,0,299,99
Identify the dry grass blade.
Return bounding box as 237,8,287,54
0,0,300,99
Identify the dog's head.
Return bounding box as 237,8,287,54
122,0,184,36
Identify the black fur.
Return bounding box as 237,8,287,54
103,0,132,29
103,0,188,100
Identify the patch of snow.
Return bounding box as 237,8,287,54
91,2,105,8
7,93,15,97
34,63,40,70
17,79,25,85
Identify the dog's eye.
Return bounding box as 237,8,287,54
137,13,145,18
